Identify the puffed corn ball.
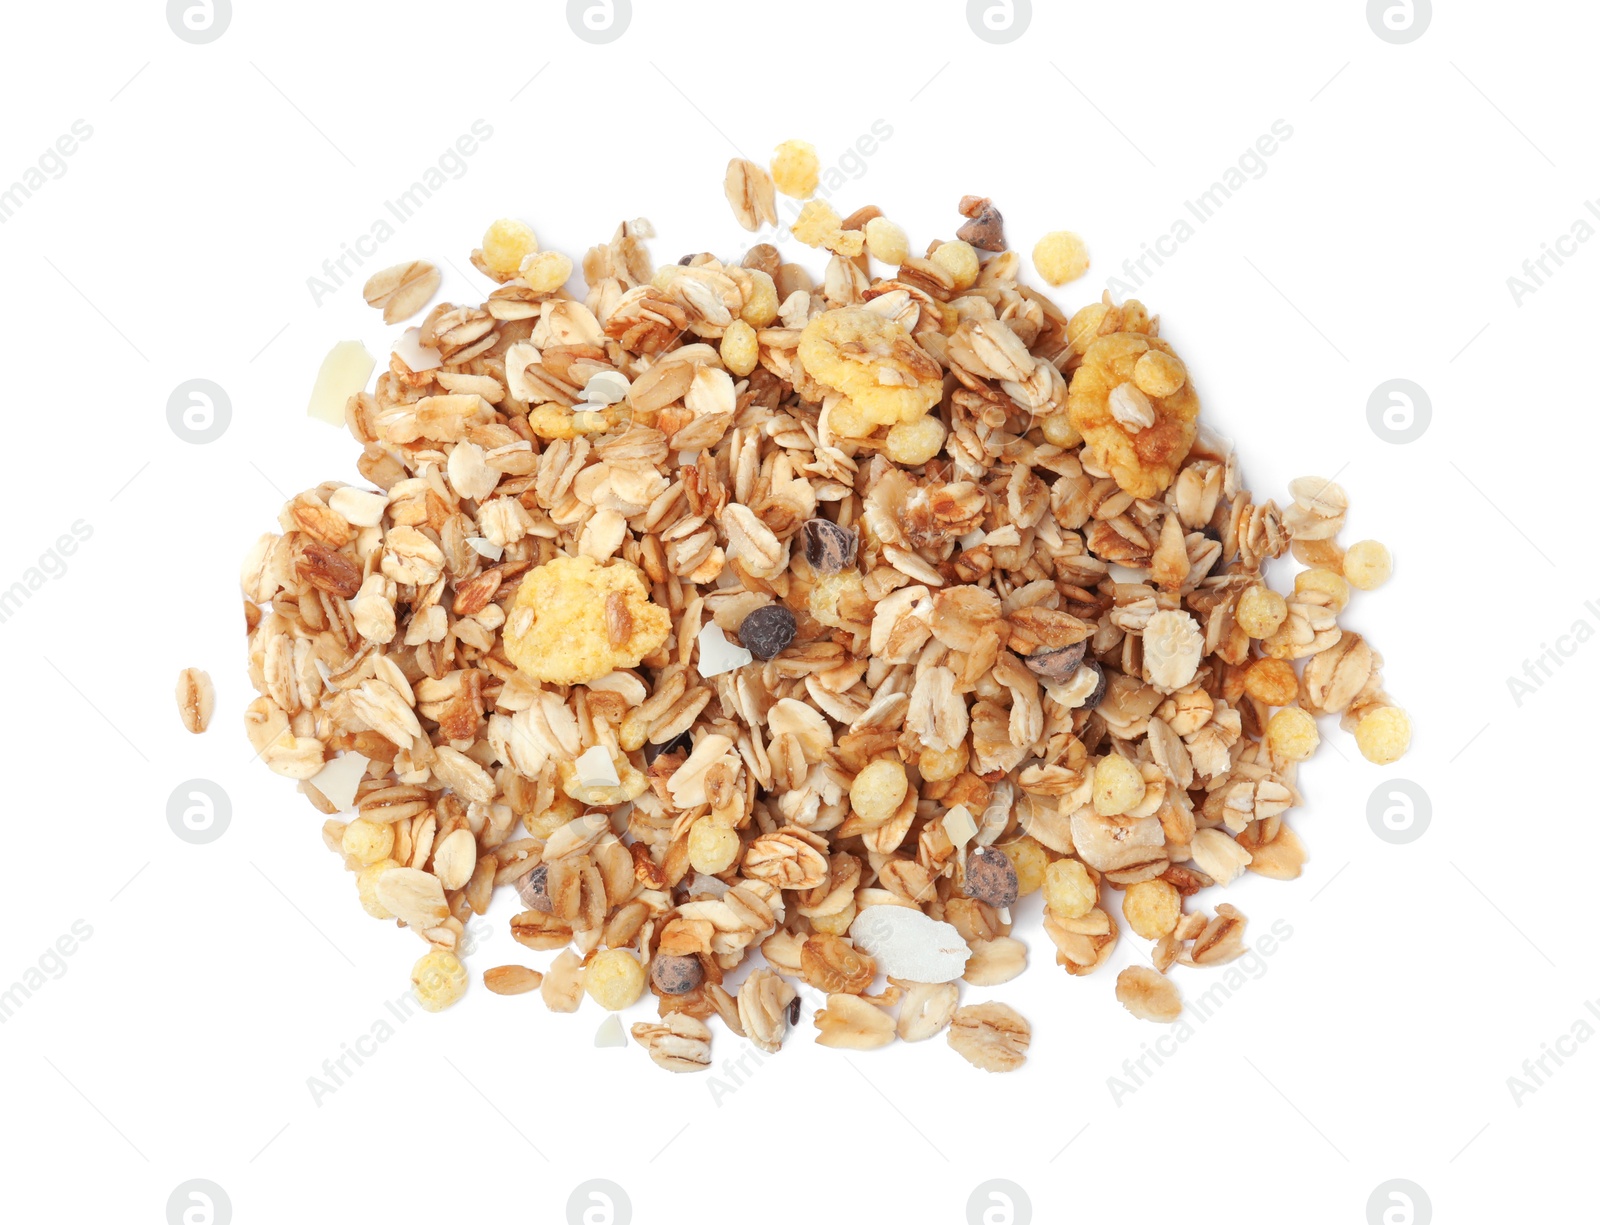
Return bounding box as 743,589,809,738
412,951,468,1012
771,139,820,198
811,904,857,936
1355,706,1411,764
932,240,981,291
357,859,400,919
721,320,760,377
1295,568,1350,612
1343,540,1393,590
1044,859,1097,919
584,949,648,1011
342,817,394,866
850,758,909,823
1244,657,1300,707
1122,879,1181,939
885,416,947,466
1133,350,1188,398
519,250,572,293
1237,586,1288,639
740,269,780,327
998,837,1050,898
688,819,741,875
1040,410,1083,449
1032,230,1090,285
1093,753,1145,816
1266,706,1320,762
864,216,910,265
481,218,538,276
919,742,969,782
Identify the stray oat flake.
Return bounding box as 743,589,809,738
238,140,1411,1072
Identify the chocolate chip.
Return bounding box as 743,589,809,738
802,518,857,573
1024,641,1087,682
738,604,796,659
1079,661,1107,711
956,196,1007,252
515,863,552,913
650,953,704,996
788,994,802,1025
963,846,1019,909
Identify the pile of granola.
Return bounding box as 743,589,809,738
240,147,1407,1072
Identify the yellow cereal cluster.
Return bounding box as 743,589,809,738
504,555,670,685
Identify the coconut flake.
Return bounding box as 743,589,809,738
310,752,370,812
307,341,376,426
466,536,504,562
582,371,630,405
849,905,970,983
696,623,752,678
393,327,443,373
574,745,621,789
594,1014,626,1047
942,805,978,852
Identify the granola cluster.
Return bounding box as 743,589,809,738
240,155,1407,1073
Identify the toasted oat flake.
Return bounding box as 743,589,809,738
175,668,214,734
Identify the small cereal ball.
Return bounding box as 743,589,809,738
998,837,1050,898
1355,706,1412,765
1343,540,1393,591
357,859,400,919
1244,657,1300,707
864,216,910,265
1092,753,1145,817
1133,350,1188,398
1292,537,1346,570
411,951,468,1013
519,250,572,293
1040,410,1083,448
964,846,1019,908
885,416,947,467
482,218,538,276
341,817,394,867
810,903,857,936
739,269,781,327
919,742,969,782
1236,586,1288,639
1044,859,1097,920
688,819,741,875
650,953,704,996
1033,230,1090,285
1295,568,1351,612
721,320,760,377
850,758,909,823
1266,706,1321,762
827,396,874,439
585,949,647,1011
932,240,981,291
771,139,820,198
1122,879,1181,939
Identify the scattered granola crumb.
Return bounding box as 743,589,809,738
771,139,820,198
1033,230,1090,284
175,667,214,734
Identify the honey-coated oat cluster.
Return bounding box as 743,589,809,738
239,139,1408,1073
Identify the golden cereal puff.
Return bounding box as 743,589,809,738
798,308,945,429
503,555,670,685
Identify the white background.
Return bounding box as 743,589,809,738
1,2,1593,1223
